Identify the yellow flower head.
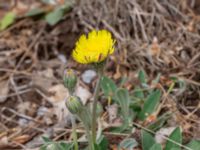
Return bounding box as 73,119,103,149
72,30,115,64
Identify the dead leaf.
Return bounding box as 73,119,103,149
48,84,92,122
75,86,92,104
48,84,69,122
107,104,118,123
0,136,8,148
150,37,161,57
48,84,68,103
32,68,55,92
12,134,30,144
12,1,29,16
187,20,195,32
17,101,31,114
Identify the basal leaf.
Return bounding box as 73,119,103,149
165,127,182,150
141,130,156,150
0,12,16,30
42,136,52,143
25,8,45,17
96,135,109,150
101,76,117,98
185,140,200,150
45,7,64,25
150,143,162,150
59,142,74,150
133,86,144,99
138,90,161,120
138,69,147,85
115,88,130,118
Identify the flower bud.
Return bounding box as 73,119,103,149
63,69,77,94
65,96,83,114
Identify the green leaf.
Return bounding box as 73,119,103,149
113,88,131,132
119,138,138,149
165,127,182,150
138,90,161,120
185,140,200,150
133,86,144,99
101,76,117,98
119,76,128,87
94,144,101,150
97,135,109,150
45,7,64,25
115,88,130,119
40,145,48,150
40,142,73,150
77,105,92,129
152,73,161,85
46,143,60,150
141,130,156,150
25,8,45,17
138,69,147,85
170,77,186,94
150,143,162,150
42,136,52,143
0,12,16,30
129,103,141,114
59,142,74,150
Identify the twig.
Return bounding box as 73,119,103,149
0,89,32,99
1,107,41,123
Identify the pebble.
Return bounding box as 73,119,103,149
37,106,49,116
81,70,97,84
58,54,67,64
18,118,29,127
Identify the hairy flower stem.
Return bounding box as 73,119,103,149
71,115,78,150
77,107,94,150
91,66,103,144
86,127,94,150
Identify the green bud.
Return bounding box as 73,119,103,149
63,69,77,94
65,96,83,114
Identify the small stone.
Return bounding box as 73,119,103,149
81,70,97,84
45,117,54,126
18,118,29,127
58,54,67,64
37,106,49,116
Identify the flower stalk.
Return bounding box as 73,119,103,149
65,29,115,149
71,115,79,150
77,107,94,150
85,125,94,150
91,64,104,144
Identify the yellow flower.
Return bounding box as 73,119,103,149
72,30,115,64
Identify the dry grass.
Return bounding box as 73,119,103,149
72,1,200,140
74,0,200,71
